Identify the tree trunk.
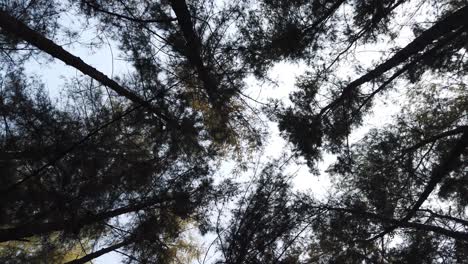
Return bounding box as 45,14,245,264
326,206,468,241
169,0,221,107
0,10,171,124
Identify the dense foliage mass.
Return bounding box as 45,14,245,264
0,0,467,263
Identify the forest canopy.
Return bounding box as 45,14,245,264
0,0,467,263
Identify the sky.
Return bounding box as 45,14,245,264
18,1,426,263
25,31,384,264
27,50,399,264
23,13,127,263
24,33,338,264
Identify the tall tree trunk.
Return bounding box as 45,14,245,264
0,10,172,124
169,0,221,107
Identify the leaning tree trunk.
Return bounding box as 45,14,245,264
0,10,172,124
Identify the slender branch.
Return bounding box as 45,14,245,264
418,209,468,226
64,238,134,264
351,25,466,120
319,5,468,116
366,127,468,242
403,128,468,220
402,126,468,154
0,194,171,242
0,94,159,194
324,206,468,241
83,0,176,24
302,0,346,34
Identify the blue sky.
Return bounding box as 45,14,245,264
19,1,425,262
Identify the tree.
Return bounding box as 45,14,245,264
219,1,468,263
0,233,92,264
1,0,467,263
0,1,244,262
219,163,308,264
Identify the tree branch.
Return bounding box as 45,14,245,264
418,209,468,226
324,206,468,241
64,238,134,264
0,194,171,242
83,0,177,24
365,127,468,242
0,94,160,194
320,5,468,116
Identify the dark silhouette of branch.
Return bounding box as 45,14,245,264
324,206,468,241
322,0,405,73
320,5,468,116
0,94,160,194
82,0,176,24
418,209,468,226
302,0,346,34
401,127,468,219
402,126,468,153
351,25,466,120
0,194,170,242
64,238,134,264
365,127,468,242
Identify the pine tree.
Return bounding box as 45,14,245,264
1,0,467,263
